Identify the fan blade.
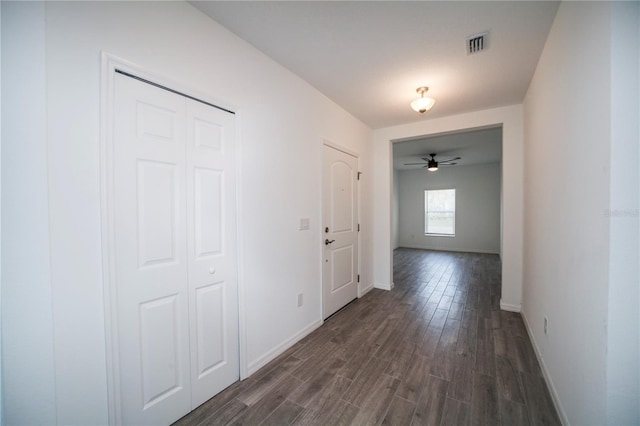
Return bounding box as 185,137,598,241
404,162,428,165
439,156,461,163
440,162,458,166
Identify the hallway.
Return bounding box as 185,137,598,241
175,248,561,425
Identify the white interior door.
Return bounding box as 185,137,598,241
322,144,359,319
112,72,238,425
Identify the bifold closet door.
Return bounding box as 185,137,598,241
113,73,239,425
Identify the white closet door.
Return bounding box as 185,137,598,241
113,73,191,425
185,99,239,408
112,73,240,424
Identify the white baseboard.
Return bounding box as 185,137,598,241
500,299,522,312
398,244,500,255
374,282,393,291
359,283,374,297
246,318,322,376
520,310,570,426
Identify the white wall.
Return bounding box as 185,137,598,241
607,3,639,423
1,3,57,424
392,168,400,250
1,2,373,424
0,3,4,423
373,105,523,309
499,159,503,259
397,163,501,254
522,2,639,424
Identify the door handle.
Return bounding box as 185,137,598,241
325,239,335,245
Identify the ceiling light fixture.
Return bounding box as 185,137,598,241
410,86,436,114
427,158,439,171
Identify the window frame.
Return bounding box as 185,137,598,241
424,188,456,237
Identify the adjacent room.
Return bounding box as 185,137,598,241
392,127,502,255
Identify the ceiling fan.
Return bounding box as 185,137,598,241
404,153,461,171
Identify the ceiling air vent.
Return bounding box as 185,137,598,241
466,32,489,55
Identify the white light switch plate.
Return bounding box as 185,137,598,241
299,218,310,230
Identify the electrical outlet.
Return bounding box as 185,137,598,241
297,293,303,307
544,316,548,335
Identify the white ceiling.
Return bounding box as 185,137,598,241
393,126,502,171
191,1,559,129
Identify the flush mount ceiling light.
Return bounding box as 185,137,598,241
410,86,436,114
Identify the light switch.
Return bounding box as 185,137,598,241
299,218,310,230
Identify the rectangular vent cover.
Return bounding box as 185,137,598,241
467,32,489,55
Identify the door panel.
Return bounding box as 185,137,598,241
322,144,359,319
195,283,225,376
331,246,354,291
139,295,182,409
114,73,191,425
330,162,354,233
194,118,223,151
137,160,178,267
194,168,223,257
186,99,239,409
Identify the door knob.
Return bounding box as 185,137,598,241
209,267,216,274
325,239,335,245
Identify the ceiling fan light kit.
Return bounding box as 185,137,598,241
411,86,436,114
403,153,461,172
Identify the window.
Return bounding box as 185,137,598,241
425,189,456,235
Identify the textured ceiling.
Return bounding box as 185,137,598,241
191,1,559,129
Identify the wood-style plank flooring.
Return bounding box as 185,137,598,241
175,248,561,426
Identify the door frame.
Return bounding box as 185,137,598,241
100,53,247,424
321,139,361,319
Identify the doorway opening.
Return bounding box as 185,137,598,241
391,125,503,275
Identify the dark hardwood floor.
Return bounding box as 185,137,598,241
175,248,561,426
